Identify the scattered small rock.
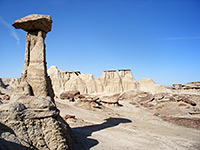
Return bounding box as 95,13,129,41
154,113,160,116
183,98,196,106
154,93,165,100
80,97,96,102
178,103,187,107
64,114,76,120
129,102,137,105
90,102,101,109
188,108,200,115
142,103,154,107
2,95,10,100
156,105,163,110
161,116,200,130
136,92,153,104
100,97,119,104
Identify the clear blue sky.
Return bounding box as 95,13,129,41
0,0,200,86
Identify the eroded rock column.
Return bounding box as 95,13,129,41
12,14,54,99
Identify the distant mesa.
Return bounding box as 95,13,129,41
173,82,200,90
12,14,52,33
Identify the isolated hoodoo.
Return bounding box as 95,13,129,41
12,14,54,99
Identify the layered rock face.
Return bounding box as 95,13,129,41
99,69,138,94
0,96,72,150
48,66,139,96
12,14,54,99
138,78,167,94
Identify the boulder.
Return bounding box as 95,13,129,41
182,98,196,106
0,96,72,149
2,95,10,100
60,90,80,101
64,114,75,120
90,102,101,108
79,96,96,102
12,14,52,33
100,96,119,104
137,92,153,104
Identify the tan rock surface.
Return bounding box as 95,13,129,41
118,69,138,91
48,66,139,96
138,78,167,94
0,96,72,150
12,15,54,99
55,97,200,150
99,70,123,93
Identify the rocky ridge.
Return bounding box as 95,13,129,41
48,66,167,96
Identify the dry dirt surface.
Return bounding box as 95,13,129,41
55,99,200,150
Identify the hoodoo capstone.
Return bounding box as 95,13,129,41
12,14,52,33
12,14,54,99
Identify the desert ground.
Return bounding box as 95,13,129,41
56,98,200,150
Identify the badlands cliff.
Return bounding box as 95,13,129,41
48,66,167,96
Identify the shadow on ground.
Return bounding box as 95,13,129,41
72,117,132,150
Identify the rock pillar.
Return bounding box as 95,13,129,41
12,14,54,99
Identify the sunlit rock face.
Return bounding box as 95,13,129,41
138,78,167,94
48,66,139,96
